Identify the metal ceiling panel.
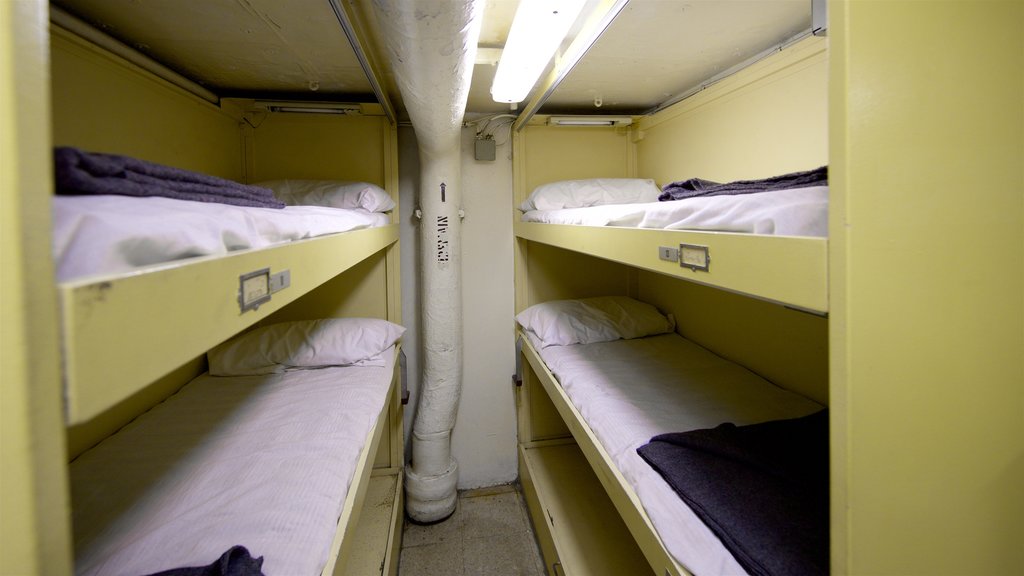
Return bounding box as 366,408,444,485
52,0,375,99
51,0,813,118
537,0,812,114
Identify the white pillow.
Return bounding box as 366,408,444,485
208,318,405,376
520,178,661,212
256,179,396,212
516,296,674,348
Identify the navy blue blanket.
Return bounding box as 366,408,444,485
54,147,284,209
659,166,828,201
637,410,829,576
144,546,264,576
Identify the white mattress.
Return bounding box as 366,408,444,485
53,195,392,282
531,333,823,576
70,350,396,576
520,186,828,237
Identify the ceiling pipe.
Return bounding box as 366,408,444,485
370,0,483,523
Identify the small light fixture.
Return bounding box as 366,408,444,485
490,0,587,104
547,115,633,127
254,101,363,115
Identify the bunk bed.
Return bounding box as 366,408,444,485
34,5,409,574
515,172,829,314
70,319,405,576
515,297,828,576
53,158,406,575
54,150,400,426
511,34,830,575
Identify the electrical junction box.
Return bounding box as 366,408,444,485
474,137,496,161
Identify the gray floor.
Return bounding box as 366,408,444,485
399,484,546,576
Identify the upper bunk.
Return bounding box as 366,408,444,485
512,34,829,314
47,3,402,424
59,223,399,424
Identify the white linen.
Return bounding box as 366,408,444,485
516,296,674,348
520,178,662,211
208,318,406,376
53,194,392,281
521,186,828,237
70,350,395,576
257,179,395,213
533,334,823,576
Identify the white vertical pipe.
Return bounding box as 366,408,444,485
371,0,482,523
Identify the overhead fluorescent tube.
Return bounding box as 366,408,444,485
271,107,351,115
491,0,587,103
548,116,633,127
255,101,362,115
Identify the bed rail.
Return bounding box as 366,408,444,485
518,334,689,576
60,225,398,424
515,221,828,314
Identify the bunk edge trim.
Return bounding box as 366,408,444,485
518,334,689,576
60,225,399,425
321,348,401,576
514,221,828,314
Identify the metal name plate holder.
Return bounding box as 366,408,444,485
679,243,711,272
238,268,291,312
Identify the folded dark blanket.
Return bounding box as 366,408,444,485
659,165,828,201
143,546,264,576
54,147,284,209
637,410,829,576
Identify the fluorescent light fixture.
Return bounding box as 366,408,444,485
254,101,363,115
548,115,633,127
491,0,587,104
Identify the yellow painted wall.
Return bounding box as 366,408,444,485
830,1,1024,573
637,36,828,185
247,113,390,185
522,242,635,305
516,122,635,205
638,271,828,405
265,252,392,323
1,2,72,574
64,356,206,460
49,28,243,181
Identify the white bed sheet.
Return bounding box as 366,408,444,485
53,195,392,282
520,186,828,237
532,333,823,576
70,350,395,576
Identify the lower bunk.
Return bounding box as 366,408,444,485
515,297,828,576
69,319,406,576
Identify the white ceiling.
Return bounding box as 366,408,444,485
52,0,376,99
50,0,812,119
541,0,810,114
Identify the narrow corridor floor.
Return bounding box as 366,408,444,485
398,484,546,576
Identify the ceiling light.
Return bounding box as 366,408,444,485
490,0,587,104
547,115,633,127
254,101,363,115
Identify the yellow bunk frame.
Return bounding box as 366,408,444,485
326,346,406,576
515,221,827,313
60,225,399,425
2,5,406,573
513,36,830,576
518,336,684,576
49,17,407,573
